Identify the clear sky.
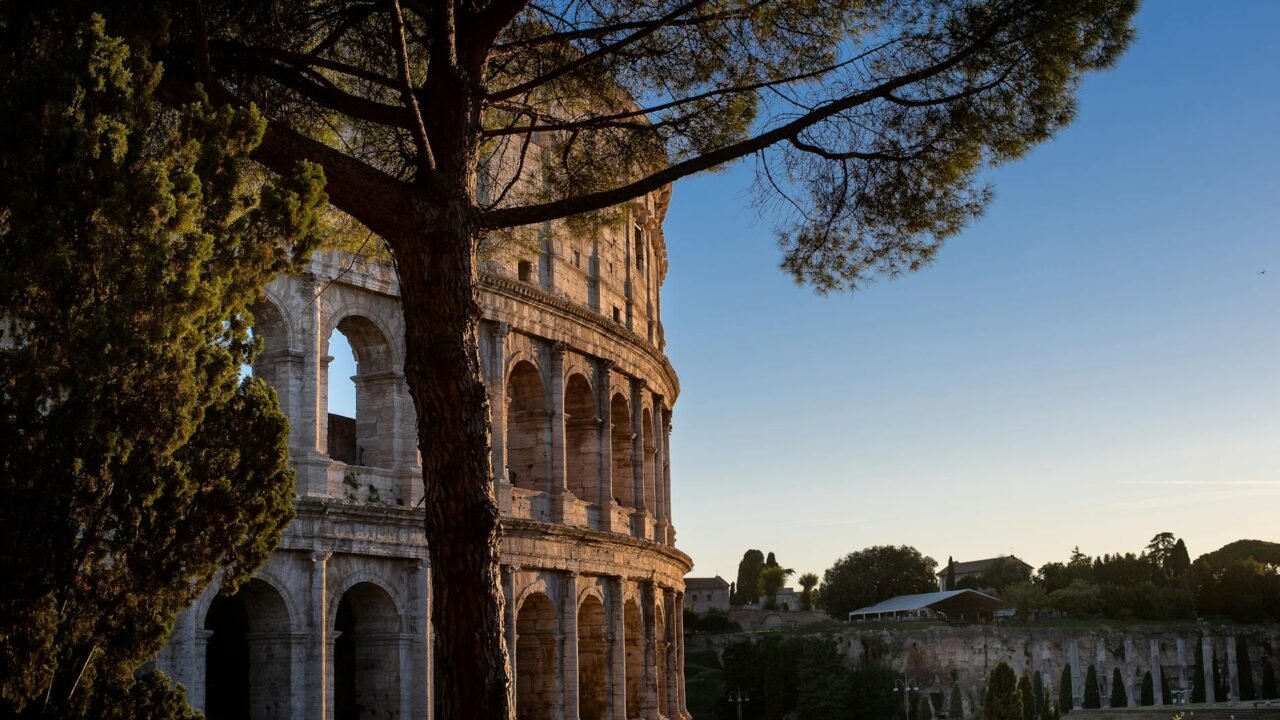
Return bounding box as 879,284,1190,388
659,0,1280,585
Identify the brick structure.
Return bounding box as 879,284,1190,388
154,188,693,720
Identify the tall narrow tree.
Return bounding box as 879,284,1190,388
1082,665,1101,709
1059,664,1073,713
1109,668,1127,708
985,663,1023,720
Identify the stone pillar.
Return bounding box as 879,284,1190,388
1226,635,1240,703
1151,639,1164,707
1175,637,1188,699
598,361,615,533
562,572,580,720
674,591,689,720
651,395,668,544
662,409,673,543
410,560,431,720
663,589,679,720
629,378,648,539
490,322,511,485
1096,640,1108,706
1124,638,1137,707
609,577,627,720
550,342,570,523
309,551,331,720
1203,636,1216,704
504,566,518,711
641,583,659,719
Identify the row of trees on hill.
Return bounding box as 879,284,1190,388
731,550,819,610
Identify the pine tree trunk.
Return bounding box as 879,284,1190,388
395,192,512,720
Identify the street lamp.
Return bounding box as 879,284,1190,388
728,688,750,720
896,679,920,719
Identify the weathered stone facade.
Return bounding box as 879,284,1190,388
155,190,693,720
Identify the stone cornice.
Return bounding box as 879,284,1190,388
479,271,680,399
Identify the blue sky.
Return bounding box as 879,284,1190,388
658,1,1280,583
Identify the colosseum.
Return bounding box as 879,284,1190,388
154,188,693,720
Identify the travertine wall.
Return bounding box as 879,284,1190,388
690,623,1280,715
155,189,693,720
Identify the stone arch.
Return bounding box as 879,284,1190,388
578,592,609,720
334,581,402,720
610,393,634,508
624,597,644,719
565,372,598,503
326,313,399,468
203,578,293,720
507,360,551,492
515,592,559,720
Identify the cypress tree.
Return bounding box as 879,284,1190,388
1018,674,1035,720
1193,638,1206,703
1033,671,1045,718
0,8,325,718
1059,664,1073,713
1110,668,1128,708
1237,637,1255,701
1262,660,1277,699
950,683,965,720
1082,665,1101,709
985,663,1023,720
918,690,934,720
1140,671,1154,706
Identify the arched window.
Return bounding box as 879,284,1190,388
564,374,597,503
577,594,609,720
506,361,550,492
334,582,401,720
515,593,558,720
624,598,644,719
325,316,395,469
610,394,634,508
204,579,292,720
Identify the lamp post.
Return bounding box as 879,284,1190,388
896,679,920,719
728,688,750,720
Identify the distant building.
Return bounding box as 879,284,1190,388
937,555,1033,590
847,589,1003,622
685,576,731,613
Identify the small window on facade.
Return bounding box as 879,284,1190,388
572,249,581,267
612,307,621,323
634,224,645,270
518,260,533,282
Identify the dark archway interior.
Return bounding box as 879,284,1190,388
205,594,250,720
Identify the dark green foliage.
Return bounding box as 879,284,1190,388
793,639,849,720
718,635,804,720
1032,671,1044,718
1018,674,1035,720
759,565,792,609
0,6,325,718
1192,639,1206,703
917,690,934,720
1191,541,1280,622
946,558,957,591
1237,637,1255,701
950,683,965,720
985,663,1022,720
1168,540,1192,576
1109,668,1127,708
980,558,1034,593
1262,660,1276,699
684,608,741,633
733,550,766,605
1082,665,1100,709
1140,671,1154,706
1059,664,1073,713
819,545,937,619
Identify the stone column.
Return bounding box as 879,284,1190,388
562,572,580,720
1226,635,1240,703
1096,641,1108,706
609,577,627,720
1175,637,1187,700
662,409,673,543
629,378,648,539
408,560,431,720
598,361,615,533
489,323,511,483
550,342,570,523
641,583,659,719
504,566,518,711
663,589,679,720
651,395,668,545
1151,639,1164,707
674,591,689,720
1124,638,1137,707
1068,640,1081,707
1203,636,1216,704
309,551,331,720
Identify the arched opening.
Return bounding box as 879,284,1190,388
565,373,598,503
249,300,290,387
641,408,656,512
610,394,634,508
326,315,396,469
506,361,550,492
334,582,401,720
203,579,292,720
578,594,609,720
515,593,558,720
624,598,643,719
